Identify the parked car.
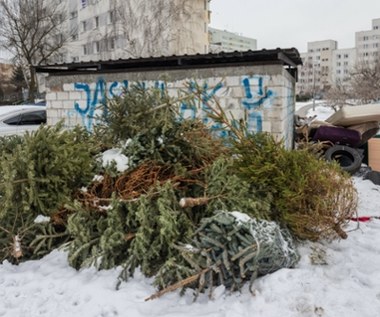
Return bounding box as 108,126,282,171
0,105,46,136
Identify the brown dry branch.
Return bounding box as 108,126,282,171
51,208,72,227
124,232,136,241
11,235,22,259
115,163,176,200
72,161,208,215
179,197,210,208
145,268,210,301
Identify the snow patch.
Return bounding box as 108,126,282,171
92,175,104,182
101,149,130,172
34,215,51,224
230,211,252,223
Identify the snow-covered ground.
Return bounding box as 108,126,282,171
1,105,380,317
0,177,379,317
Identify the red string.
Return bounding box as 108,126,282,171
351,216,380,222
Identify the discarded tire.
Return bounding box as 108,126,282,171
324,145,362,174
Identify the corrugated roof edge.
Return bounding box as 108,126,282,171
34,48,302,75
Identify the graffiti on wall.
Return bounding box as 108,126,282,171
71,76,276,134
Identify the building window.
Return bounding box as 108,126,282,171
94,41,100,53
70,11,78,19
110,37,116,50
108,11,115,24
94,16,99,28
72,33,78,41
81,21,87,32
337,54,341,59
83,45,88,55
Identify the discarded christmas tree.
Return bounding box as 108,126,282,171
0,124,98,262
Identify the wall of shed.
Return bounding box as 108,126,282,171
44,64,296,148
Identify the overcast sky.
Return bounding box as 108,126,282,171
210,0,380,52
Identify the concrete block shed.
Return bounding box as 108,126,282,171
35,49,302,149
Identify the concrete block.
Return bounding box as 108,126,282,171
229,87,245,99
262,121,272,132
63,83,74,91
50,100,63,109
225,76,241,87
63,100,76,109
69,91,82,100
263,108,284,121
205,77,224,87
270,120,287,133
57,92,69,100
48,109,59,118
224,98,240,111
45,92,57,101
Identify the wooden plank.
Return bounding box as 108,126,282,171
368,138,380,172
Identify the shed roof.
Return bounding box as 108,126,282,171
35,48,302,77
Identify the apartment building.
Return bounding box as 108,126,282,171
297,18,380,96
355,18,380,63
61,0,210,62
332,48,357,86
208,27,257,52
297,40,337,96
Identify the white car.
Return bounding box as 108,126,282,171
0,105,46,136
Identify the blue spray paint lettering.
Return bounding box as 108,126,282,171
242,76,274,109
241,76,275,133
71,76,277,136
74,78,106,131
180,81,223,125
109,80,129,98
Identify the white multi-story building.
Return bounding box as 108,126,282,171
61,0,210,63
355,18,380,63
208,27,257,52
297,18,380,96
297,40,337,96
332,48,357,86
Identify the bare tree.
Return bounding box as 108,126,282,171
325,82,355,111
109,0,196,58
0,0,72,102
349,57,380,104
326,57,380,107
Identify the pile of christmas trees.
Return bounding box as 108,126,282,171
0,84,357,299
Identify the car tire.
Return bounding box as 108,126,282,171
324,145,362,174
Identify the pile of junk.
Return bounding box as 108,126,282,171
295,104,380,175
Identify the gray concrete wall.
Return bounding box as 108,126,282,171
44,64,296,148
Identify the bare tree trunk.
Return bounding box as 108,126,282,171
28,64,36,102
